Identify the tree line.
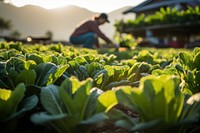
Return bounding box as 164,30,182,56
0,16,53,39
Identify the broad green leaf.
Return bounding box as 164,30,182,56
152,67,177,76
7,83,25,112
115,75,189,133
0,88,12,101
93,69,107,79
150,89,166,121
57,56,68,65
74,56,88,65
94,74,104,86
68,60,79,68
137,50,154,64
47,64,69,85
96,90,118,113
73,79,92,118
31,112,67,124
163,77,176,103
44,55,59,65
78,65,89,79
81,113,108,124
116,86,139,112
28,54,44,64
35,63,57,86
83,87,103,119
82,54,98,63
179,52,193,69
24,60,37,70
128,63,140,75
93,69,109,89
0,62,6,75
6,57,25,73
179,93,200,127
5,95,38,121
41,85,64,114
18,95,38,112
106,65,129,82
194,47,200,55
193,52,200,70
104,65,114,77
104,80,130,90
0,83,25,119
71,77,82,93
16,70,36,85
195,70,200,85
85,62,103,77
8,69,19,87
59,78,75,114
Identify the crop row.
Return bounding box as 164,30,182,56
0,42,200,133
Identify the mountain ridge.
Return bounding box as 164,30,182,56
0,2,135,41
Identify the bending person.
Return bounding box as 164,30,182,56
69,13,117,49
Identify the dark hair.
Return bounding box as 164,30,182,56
94,13,110,23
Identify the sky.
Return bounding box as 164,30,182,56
4,0,145,13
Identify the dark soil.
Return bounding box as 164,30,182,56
94,104,139,133
1,104,138,133
94,122,131,133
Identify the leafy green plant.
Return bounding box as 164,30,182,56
114,32,137,48
133,50,169,66
0,83,38,131
127,62,150,82
34,62,69,86
117,6,200,31
176,47,200,94
31,77,118,133
49,43,63,53
9,42,23,51
93,65,131,90
115,75,200,133
0,56,68,90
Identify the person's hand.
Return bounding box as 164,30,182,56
114,43,120,48
108,42,120,49
114,43,120,51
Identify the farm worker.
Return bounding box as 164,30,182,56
69,13,119,49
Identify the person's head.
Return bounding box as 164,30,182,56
94,13,110,25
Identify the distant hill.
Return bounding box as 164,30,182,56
0,2,135,41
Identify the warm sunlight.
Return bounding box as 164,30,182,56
6,0,74,9
6,0,144,12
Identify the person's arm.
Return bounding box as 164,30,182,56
88,21,112,44
88,21,119,48
94,38,101,48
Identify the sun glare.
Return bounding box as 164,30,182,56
6,0,143,12
7,0,73,9
34,0,74,9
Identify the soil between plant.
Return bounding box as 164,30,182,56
93,104,139,133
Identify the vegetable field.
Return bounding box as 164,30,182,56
0,42,200,133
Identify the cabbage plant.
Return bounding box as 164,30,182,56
0,57,68,91
115,75,200,133
31,77,118,133
0,83,38,131
176,47,200,94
